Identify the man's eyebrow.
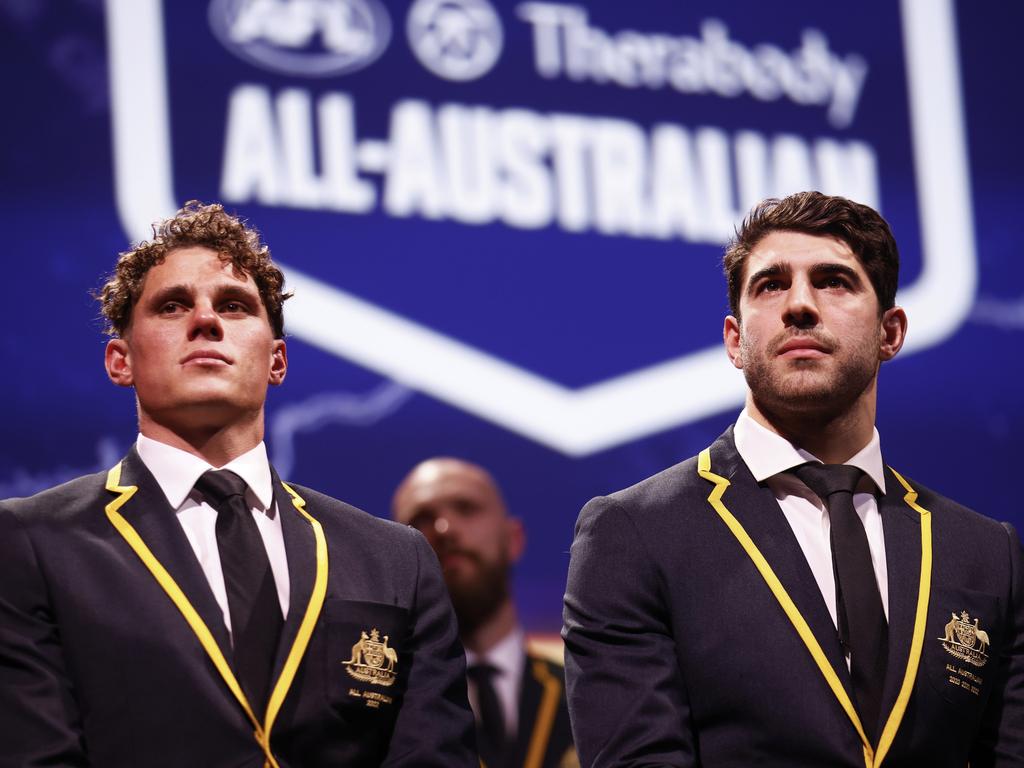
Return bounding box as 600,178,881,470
746,264,787,291
142,283,192,305
812,263,863,282
215,282,260,301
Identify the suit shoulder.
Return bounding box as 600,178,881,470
281,482,421,545
0,469,110,524
889,469,1008,534
585,454,705,521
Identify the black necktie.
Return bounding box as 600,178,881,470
792,463,888,742
467,662,506,768
195,470,283,710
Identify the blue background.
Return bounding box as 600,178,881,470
1,0,1021,633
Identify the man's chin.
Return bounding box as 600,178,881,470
140,394,258,429
752,374,871,422
768,386,840,411
748,365,837,399
450,590,506,635
442,568,480,592
448,572,510,629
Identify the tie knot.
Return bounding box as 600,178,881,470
792,463,863,500
194,469,249,508
466,662,499,683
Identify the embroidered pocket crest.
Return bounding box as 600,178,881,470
343,628,398,686
938,610,990,668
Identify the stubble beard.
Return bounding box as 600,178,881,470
740,325,880,422
445,551,511,636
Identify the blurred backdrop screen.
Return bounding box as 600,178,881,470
2,0,1020,632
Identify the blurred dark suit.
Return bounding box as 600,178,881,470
497,649,576,768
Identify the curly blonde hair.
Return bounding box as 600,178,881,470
98,201,291,338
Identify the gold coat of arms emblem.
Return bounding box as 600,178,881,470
344,628,398,686
938,610,990,668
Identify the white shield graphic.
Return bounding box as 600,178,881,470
106,0,975,456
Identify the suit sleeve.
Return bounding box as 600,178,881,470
0,502,88,767
562,497,695,768
971,522,1024,767
381,529,478,767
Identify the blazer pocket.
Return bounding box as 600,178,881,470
322,598,411,718
921,585,1003,709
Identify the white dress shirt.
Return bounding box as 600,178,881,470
733,409,889,629
135,434,290,636
465,626,526,739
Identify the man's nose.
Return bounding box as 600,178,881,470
783,278,820,328
188,302,223,340
430,510,462,542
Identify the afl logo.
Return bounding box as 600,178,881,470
208,0,391,78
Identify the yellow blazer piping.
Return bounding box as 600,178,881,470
523,658,563,768
104,462,329,768
874,467,932,767
697,448,931,768
478,657,564,768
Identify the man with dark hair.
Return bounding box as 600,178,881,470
0,202,477,767
393,458,577,768
564,191,1024,766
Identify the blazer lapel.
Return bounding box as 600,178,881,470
708,430,853,692
512,657,543,768
115,448,233,657
877,465,923,726
271,469,318,679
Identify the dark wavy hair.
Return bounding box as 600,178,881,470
723,191,899,318
98,201,291,338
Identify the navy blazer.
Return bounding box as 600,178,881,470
489,649,576,768
563,428,1024,767
0,448,478,767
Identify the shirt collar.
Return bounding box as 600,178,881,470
135,434,275,510
465,626,525,679
733,408,886,494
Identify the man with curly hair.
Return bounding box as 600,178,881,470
0,202,477,767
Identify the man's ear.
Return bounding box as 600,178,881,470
879,306,908,362
105,338,134,387
269,339,288,386
724,315,744,369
